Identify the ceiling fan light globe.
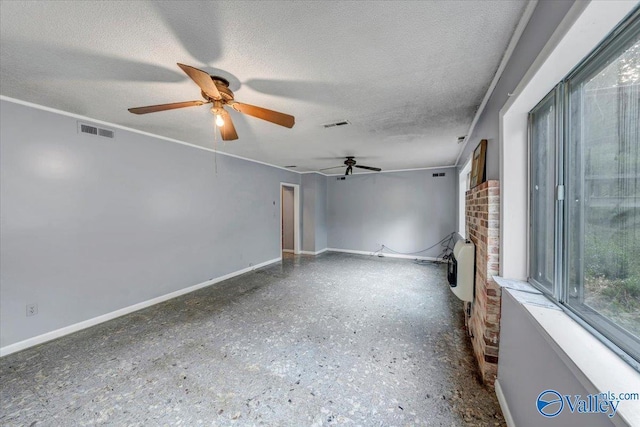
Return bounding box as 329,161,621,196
215,114,225,127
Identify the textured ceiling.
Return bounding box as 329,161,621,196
0,1,527,173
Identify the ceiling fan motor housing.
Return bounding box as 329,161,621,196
202,77,234,103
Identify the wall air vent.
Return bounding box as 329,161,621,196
323,120,350,128
78,122,115,139
432,172,446,177
98,128,114,138
80,124,98,135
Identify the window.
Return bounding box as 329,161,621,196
529,9,640,364
529,91,559,294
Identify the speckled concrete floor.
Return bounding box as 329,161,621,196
1,253,505,426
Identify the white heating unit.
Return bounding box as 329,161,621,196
447,239,475,302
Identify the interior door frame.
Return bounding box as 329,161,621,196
280,182,300,255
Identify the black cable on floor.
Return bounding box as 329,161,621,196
373,231,458,264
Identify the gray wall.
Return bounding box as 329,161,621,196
327,168,456,258
301,173,327,253
314,175,327,252
458,0,576,179
0,99,300,348
282,186,294,251
499,290,613,427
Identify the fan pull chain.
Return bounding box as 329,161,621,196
213,123,218,175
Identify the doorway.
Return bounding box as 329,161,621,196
280,183,300,255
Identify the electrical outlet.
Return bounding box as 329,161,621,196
26,303,38,317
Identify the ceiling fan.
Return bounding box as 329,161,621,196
128,63,295,140
320,157,382,175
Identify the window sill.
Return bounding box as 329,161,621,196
494,276,640,426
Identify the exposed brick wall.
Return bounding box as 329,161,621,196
465,180,500,385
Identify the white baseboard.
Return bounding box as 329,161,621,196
0,257,281,357
495,379,515,427
327,248,440,262
299,248,328,256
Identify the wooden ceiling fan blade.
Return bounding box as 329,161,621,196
128,100,205,114
355,165,382,172
219,109,238,141
177,63,222,100
230,102,295,128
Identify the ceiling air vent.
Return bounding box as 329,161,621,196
323,120,350,128
78,122,115,139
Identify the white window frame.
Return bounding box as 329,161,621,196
458,158,472,238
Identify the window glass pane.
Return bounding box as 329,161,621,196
529,93,556,292
566,29,640,358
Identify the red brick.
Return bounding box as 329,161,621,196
465,179,502,386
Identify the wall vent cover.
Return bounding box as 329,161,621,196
78,122,115,139
432,172,446,177
323,120,350,128
98,128,114,138
80,124,98,135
